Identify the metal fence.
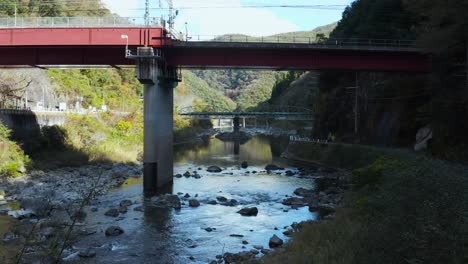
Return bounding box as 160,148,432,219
0,17,163,28
186,35,416,48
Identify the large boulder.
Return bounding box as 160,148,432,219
282,197,309,207
414,126,432,151
104,208,120,217
241,161,249,169
151,194,181,209
237,207,258,216
189,199,200,207
309,204,336,217
207,166,223,173
105,226,124,236
78,249,97,258
268,235,283,248
216,196,228,202
293,188,315,197
120,200,133,207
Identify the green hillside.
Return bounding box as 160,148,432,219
190,22,337,110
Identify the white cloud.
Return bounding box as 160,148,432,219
103,0,298,36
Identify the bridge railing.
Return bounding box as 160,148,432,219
186,35,416,48
177,105,314,116
0,17,163,28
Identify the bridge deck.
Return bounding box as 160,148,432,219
0,25,430,71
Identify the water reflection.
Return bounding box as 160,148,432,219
174,136,289,167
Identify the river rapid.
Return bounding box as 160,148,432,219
1,135,324,263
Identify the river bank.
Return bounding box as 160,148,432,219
257,141,468,264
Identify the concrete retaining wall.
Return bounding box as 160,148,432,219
0,109,67,139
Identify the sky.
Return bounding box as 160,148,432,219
102,0,354,37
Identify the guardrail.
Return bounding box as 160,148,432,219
0,16,163,28
186,35,416,48
178,105,314,115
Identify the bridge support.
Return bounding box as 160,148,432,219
137,47,177,195
233,117,240,134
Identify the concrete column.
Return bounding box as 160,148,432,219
242,117,246,128
137,47,175,195
234,141,240,155
233,116,240,133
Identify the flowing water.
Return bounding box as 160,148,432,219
60,136,318,263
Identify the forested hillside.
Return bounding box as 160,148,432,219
192,22,337,110
0,0,109,17
262,0,468,161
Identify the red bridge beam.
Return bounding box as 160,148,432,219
0,27,167,47
165,46,430,72
0,46,135,67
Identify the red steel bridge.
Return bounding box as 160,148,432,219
0,17,429,71
0,17,431,194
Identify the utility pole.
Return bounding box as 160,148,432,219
466,39,468,100
355,71,359,137
345,72,360,138
14,0,17,27
144,0,150,26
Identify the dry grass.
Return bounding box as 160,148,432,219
259,144,468,264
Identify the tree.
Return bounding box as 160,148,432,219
0,73,32,108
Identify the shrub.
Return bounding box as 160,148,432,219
352,158,401,187
0,121,29,178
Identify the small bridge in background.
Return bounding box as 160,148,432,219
178,105,314,131
178,105,314,121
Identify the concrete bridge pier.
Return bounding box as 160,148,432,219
233,116,240,133
137,47,176,195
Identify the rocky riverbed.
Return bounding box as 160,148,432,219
0,163,142,263
0,162,345,263
0,135,347,263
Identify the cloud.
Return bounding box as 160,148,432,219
103,0,298,36
173,0,298,36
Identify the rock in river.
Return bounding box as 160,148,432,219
120,200,133,207
105,226,124,236
282,197,309,207
293,187,315,197
104,208,120,217
265,164,283,171
216,196,228,202
237,207,258,216
207,166,223,173
151,194,182,209
189,199,200,207
78,249,97,258
241,161,249,169
269,234,283,248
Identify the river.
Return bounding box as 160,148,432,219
3,135,318,263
